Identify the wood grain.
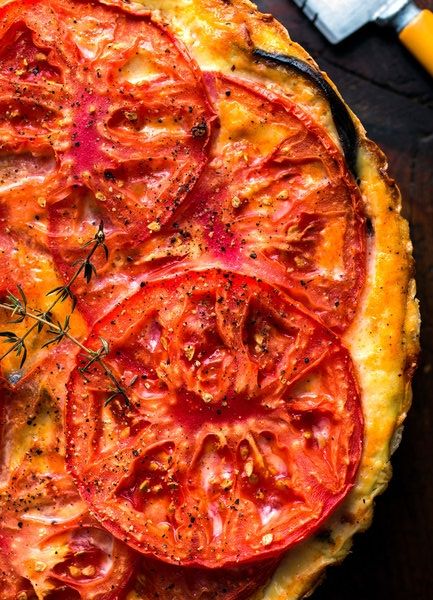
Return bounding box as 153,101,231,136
256,1,433,598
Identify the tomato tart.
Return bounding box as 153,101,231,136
0,0,419,599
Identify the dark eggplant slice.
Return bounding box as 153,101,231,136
253,49,359,178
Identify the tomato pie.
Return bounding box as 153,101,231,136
0,0,419,598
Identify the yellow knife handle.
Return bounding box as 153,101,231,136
399,9,433,77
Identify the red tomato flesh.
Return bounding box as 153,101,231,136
127,555,279,600
66,270,363,568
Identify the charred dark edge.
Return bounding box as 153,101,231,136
253,48,359,178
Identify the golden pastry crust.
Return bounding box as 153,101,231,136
125,0,419,596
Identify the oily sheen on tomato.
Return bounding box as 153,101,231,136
66,270,363,568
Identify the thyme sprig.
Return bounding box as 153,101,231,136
46,220,108,310
0,222,129,406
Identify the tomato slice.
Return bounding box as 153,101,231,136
0,377,136,599
0,519,135,600
0,0,214,321
47,188,177,324
135,74,366,332
66,270,363,568
127,556,278,600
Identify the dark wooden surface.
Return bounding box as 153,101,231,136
256,1,433,598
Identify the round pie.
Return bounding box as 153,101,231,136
0,0,419,599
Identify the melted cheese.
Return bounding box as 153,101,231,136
217,99,290,155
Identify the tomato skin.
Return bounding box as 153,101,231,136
66,270,363,569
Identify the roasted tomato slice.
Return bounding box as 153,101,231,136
126,556,278,600
0,0,213,322
66,270,363,568
0,377,136,599
138,74,366,332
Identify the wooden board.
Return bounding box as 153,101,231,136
256,1,433,599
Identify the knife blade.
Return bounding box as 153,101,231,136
292,0,420,43
292,0,433,76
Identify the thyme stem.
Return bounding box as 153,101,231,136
0,222,106,364
0,305,83,350
0,222,129,405
0,302,129,406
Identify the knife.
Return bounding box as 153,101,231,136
292,0,433,76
